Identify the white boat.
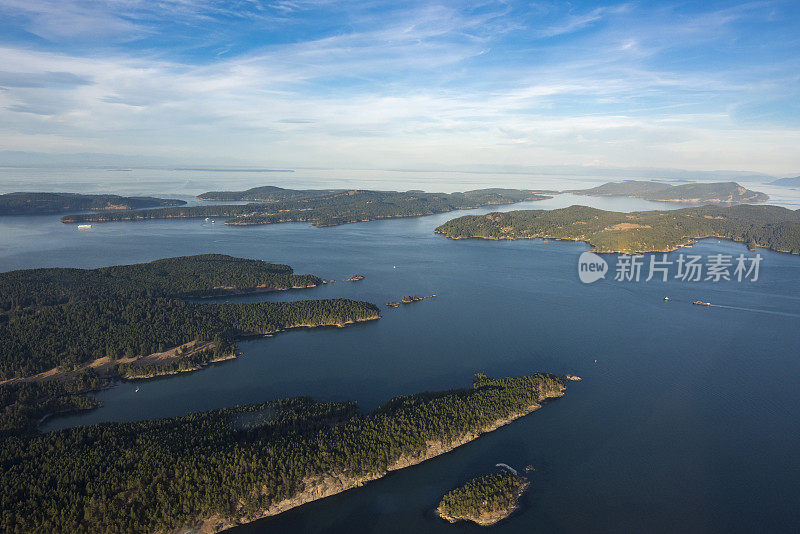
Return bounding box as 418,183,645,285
77,224,92,230
664,297,671,301
205,217,209,221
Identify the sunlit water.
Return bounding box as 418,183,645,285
1,182,799,533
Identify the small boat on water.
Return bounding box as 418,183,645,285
134,387,140,393
693,300,711,306
664,297,671,301
77,224,92,230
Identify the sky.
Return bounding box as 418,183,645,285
0,0,799,175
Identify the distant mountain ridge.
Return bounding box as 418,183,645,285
569,180,768,203
198,185,339,202
769,176,800,187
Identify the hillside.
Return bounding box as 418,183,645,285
61,187,551,227
569,181,768,203
0,192,185,215
0,374,565,533
435,204,800,254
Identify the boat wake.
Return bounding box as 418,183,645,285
706,304,800,319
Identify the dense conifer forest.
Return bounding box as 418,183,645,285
0,373,564,533
0,255,379,435
435,204,800,254
437,472,529,525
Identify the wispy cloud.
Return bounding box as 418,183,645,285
0,0,798,174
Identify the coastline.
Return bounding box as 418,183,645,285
434,230,798,256
2,314,382,387
182,387,565,533
436,478,531,526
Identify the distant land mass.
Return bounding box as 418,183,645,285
198,185,340,202
61,187,551,226
0,254,379,436
769,176,800,187
0,192,185,215
435,204,800,254
569,181,768,203
0,373,566,533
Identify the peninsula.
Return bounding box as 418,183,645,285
0,255,380,436
0,373,566,533
435,204,800,254
0,192,185,215
437,471,530,526
60,187,551,227
568,181,768,203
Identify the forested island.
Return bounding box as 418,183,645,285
0,255,380,436
437,471,530,526
60,187,551,227
0,373,565,533
0,192,185,215
569,181,768,203
435,204,800,254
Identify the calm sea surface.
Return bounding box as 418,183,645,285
1,174,799,533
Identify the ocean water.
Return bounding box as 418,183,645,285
1,182,799,533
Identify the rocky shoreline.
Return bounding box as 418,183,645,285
436,477,530,526
180,387,565,533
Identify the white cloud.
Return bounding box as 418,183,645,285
0,1,797,175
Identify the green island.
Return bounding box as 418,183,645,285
387,294,435,307
0,192,185,215
0,373,565,533
437,471,530,526
0,255,380,436
60,187,551,227
435,204,800,254
568,180,768,203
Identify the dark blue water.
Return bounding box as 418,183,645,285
2,193,799,533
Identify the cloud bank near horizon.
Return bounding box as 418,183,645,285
0,0,798,175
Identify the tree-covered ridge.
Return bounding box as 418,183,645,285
569,180,768,203
0,192,185,215
0,254,320,313
0,255,378,434
61,187,551,227
435,204,800,254
0,298,379,379
0,373,565,533
198,185,341,202
437,472,529,526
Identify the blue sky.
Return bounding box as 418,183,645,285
0,0,798,174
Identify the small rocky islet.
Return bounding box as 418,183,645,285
436,470,530,526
